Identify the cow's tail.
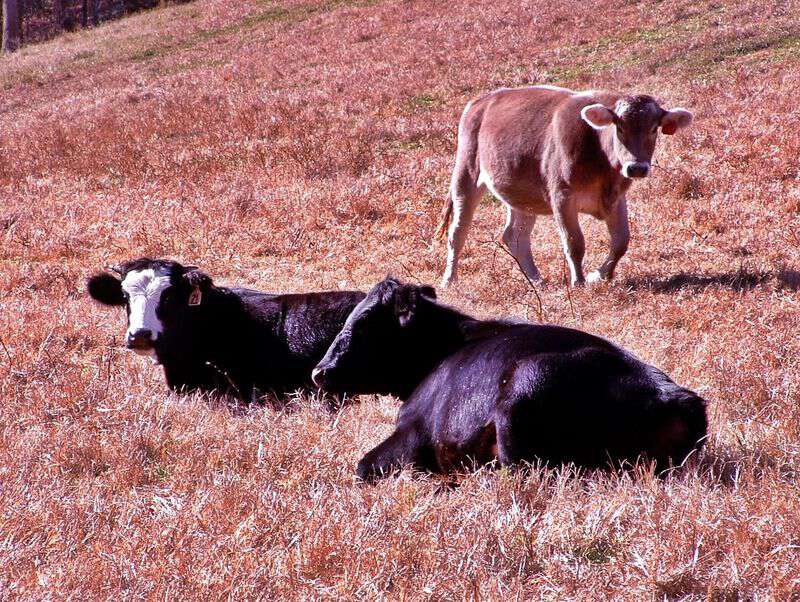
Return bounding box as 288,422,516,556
435,191,453,240
436,98,479,242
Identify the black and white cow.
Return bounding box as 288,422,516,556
87,258,365,401
312,277,708,480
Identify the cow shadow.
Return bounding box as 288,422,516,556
622,268,800,293
205,389,360,417
690,444,797,488
429,441,798,491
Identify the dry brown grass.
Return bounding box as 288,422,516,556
2,0,800,598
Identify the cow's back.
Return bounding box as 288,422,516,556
226,288,365,393
401,323,624,427
469,86,622,213
280,290,366,360
400,323,667,457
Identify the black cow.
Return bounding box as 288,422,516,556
87,258,365,401
312,277,708,480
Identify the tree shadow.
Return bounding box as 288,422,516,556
623,268,800,293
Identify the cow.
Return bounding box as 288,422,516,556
87,258,365,401
312,276,708,481
437,85,694,287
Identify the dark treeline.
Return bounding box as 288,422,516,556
1,0,192,53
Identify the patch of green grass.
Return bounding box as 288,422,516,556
149,55,227,77
542,10,800,87
152,465,171,480
409,93,441,109
130,46,163,61
382,139,425,155
571,537,620,564
543,59,612,84
1,0,390,90
72,50,95,62
706,30,800,64
1,66,41,89
168,0,386,55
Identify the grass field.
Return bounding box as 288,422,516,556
2,0,800,597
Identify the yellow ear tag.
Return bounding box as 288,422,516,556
188,287,202,306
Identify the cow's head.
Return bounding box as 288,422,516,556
312,276,436,394
581,95,693,179
87,258,213,358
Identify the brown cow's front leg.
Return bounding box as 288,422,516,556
551,190,585,286
588,197,630,283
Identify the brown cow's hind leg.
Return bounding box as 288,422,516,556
442,176,484,288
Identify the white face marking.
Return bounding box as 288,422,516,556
121,268,172,353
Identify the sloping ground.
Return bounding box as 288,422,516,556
1,0,800,597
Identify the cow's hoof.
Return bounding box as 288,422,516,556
587,270,607,284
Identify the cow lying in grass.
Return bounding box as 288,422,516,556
87,258,365,401
312,277,708,480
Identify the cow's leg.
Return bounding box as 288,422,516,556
551,190,585,286
442,171,483,288
588,197,630,283
356,424,428,482
494,411,525,467
494,399,546,469
501,206,542,282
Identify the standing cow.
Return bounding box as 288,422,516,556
87,258,365,401
312,277,708,481
438,85,693,287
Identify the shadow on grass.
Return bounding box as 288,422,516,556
692,444,798,488
622,268,800,293
203,389,360,416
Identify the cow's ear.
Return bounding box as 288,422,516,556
394,285,420,327
395,284,437,326
419,285,437,300
183,269,213,306
87,273,126,306
661,108,693,135
581,104,615,129
183,268,213,293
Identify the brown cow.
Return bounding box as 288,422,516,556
438,85,693,287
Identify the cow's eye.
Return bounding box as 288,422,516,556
161,290,174,304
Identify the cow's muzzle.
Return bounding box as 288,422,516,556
126,329,156,353
622,161,650,179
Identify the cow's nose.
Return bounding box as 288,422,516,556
624,162,650,178
311,366,328,388
126,329,153,349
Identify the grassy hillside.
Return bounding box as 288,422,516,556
1,0,800,597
